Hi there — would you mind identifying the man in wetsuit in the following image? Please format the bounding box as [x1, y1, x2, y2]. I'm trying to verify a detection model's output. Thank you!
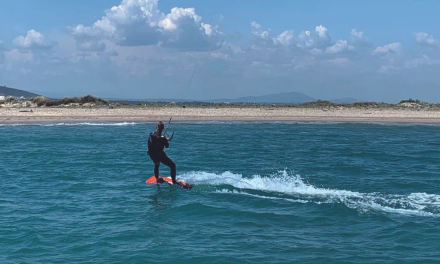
[147, 121, 177, 184]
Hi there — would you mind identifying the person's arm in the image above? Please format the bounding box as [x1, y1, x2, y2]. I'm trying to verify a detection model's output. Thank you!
[164, 137, 170, 148]
[147, 133, 151, 155]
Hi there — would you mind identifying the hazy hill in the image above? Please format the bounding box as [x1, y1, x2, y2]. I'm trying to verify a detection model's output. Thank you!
[0, 86, 40, 98]
[209, 92, 316, 104]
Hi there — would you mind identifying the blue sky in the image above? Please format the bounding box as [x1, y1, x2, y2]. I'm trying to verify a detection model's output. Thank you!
[1, 0, 440, 101]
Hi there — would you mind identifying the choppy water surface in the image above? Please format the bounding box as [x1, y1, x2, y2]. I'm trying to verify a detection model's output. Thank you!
[1, 122, 440, 263]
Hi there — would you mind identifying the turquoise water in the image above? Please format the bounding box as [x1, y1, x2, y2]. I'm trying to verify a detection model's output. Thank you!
[1, 122, 440, 263]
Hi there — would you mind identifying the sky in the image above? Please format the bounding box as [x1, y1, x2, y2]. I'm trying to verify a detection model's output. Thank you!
[0, 0, 440, 102]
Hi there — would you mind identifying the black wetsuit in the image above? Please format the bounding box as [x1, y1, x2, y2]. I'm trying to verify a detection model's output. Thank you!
[148, 132, 176, 183]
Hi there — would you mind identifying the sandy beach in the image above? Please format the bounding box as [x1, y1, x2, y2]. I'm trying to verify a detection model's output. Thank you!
[1, 107, 440, 124]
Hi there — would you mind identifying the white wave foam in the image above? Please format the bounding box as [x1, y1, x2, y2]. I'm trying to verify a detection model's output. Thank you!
[179, 170, 440, 217]
[0, 122, 140, 127]
[51, 122, 139, 126]
[215, 189, 311, 204]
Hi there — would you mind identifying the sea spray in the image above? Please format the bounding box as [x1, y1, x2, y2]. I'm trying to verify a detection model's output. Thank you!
[180, 170, 440, 217]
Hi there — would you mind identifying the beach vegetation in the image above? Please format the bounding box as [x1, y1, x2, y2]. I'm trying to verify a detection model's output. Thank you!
[32, 96, 50, 106]
[6, 97, 16, 103]
[399, 99, 421, 104]
[80, 95, 109, 105]
[31, 95, 109, 107]
[302, 100, 334, 108]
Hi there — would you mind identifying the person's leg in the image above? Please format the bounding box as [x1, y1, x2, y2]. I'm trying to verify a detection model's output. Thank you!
[154, 162, 160, 179]
[160, 154, 177, 184]
[150, 156, 160, 180]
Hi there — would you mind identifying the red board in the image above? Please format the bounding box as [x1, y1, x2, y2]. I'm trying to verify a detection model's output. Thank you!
[146, 176, 193, 190]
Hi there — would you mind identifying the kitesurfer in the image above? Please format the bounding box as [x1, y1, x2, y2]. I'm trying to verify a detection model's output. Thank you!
[147, 121, 176, 184]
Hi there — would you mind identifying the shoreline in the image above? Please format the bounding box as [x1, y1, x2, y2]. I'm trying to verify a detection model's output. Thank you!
[1, 107, 440, 124]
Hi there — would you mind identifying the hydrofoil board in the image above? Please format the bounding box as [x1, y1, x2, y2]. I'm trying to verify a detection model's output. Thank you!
[146, 176, 193, 190]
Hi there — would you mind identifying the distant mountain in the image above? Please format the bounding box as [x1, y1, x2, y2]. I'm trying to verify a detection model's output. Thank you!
[0, 86, 40, 98]
[209, 92, 315, 104]
[330, 97, 360, 104]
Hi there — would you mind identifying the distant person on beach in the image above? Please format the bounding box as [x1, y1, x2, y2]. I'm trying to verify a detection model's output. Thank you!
[147, 121, 176, 184]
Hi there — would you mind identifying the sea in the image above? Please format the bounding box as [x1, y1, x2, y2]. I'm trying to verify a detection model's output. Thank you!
[1, 121, 440, 263]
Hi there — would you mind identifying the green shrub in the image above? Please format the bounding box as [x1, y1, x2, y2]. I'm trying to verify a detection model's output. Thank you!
[80, 94, 109, 105]
[45, 100, 63, 107]
[6, 97, 16, 103]
[399, 99, 420, 104]
[352, 102, 377, 107]
[32, 96, 49, 106]
[61, 97, 80, 104]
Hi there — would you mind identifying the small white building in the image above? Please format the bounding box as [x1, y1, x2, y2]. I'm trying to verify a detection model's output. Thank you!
[0, 96, 5, 101]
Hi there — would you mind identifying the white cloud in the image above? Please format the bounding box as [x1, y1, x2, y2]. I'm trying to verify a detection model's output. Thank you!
[404, 55, 440, 68]
[274, 30, 295, 46]
[297, 25, 330, 49]
[13, 30, 55, 50]
[6, 11, 440, 101]
[6, 49, 34, 62]
[350, 29, 364, 41]
[325, 39, 354, 54]
[297, 30, 314, 48]
[251, 21, 271, 40]
[158, 7, 222, 50]
[310, 48, 323, 56]
[373, 42, 402, 55]
[315, 25, 330, 40]
[69, 0, 221, 51]
[414, 32, 438, 46]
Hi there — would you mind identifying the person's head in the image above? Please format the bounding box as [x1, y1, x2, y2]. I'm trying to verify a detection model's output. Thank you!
[156, 121, 164, 133]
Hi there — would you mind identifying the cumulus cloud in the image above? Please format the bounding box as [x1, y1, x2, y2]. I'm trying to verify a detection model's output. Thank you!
[350, 29, 365, 41]
[325, 39, 354, 54]
[13, 30, 55, 50]
[373, 42, 402, 55]
[297, 25, 331, 49]
[414, 32, 438, 46]
[315, 25, 329, 40]
[251, 21, 271, 40]
[6, 9, 440, 101]
[274, 30, 295, 46]
[158, 7, 222, 50]
[68, 0, 222, 51]
[310, 48, 323, 56]
[404, 55, 440, 68]
[5, 49, 34, 63]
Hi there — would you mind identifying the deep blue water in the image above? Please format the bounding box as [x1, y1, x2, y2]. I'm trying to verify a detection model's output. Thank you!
[1, 122, 440, 263]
